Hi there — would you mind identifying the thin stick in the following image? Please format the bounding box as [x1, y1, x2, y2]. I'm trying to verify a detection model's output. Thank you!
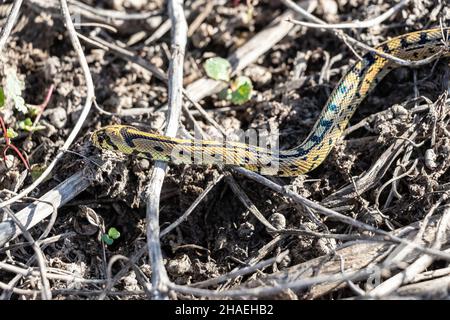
[187, 0, 214, 37]
[192, 250, 290, 288]
[68, 0, 161, 20]
[283, 0, 409, 29]
[73, 22, 118, 33]
[225, 174, 277, 232]
[160, 174, 225, 237]
[144, 0, 187, 300]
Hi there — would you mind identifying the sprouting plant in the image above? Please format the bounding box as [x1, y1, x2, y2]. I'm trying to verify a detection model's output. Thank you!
[101, 227, 121, 245]
[203, 57, 253, 105]
[0, 115, 30, 170]
[0, 67, 54, 170]
[18, 118, 45, 132]
[0, 82, 30, 170]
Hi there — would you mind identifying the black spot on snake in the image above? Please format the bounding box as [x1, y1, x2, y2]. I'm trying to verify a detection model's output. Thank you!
[418, 32, 429, 45]
[102, 132, 119, 151]
[364, 52, 376, 67]
[401, 38, 409, 48]
[144, 152, 153, 159]
[121, 128, 137, 148]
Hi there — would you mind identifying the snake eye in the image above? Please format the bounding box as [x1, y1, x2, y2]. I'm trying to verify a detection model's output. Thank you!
[92, 129, 110, 149]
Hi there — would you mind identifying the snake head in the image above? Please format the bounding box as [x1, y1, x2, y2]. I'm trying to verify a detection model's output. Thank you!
[91, 127, 107, 147]
[91, 125, 124, 152]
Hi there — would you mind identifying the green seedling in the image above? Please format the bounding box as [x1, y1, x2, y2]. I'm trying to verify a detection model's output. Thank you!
[102, 227, 121, 245]
[204, 57, 253, 105]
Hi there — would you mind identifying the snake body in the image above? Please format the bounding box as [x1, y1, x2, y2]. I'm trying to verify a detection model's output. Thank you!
[92, 28, 450, 176]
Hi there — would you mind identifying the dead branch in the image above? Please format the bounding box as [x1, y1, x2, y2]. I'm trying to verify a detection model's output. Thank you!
[144, 0, 187, 300]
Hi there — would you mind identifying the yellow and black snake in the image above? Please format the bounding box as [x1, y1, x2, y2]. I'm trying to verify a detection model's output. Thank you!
[92, 28, 450, 176]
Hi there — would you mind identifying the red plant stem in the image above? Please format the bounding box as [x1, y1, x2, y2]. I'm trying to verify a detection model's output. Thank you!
[32, 84, 54, 128]
[40, 84, 54, 110]
[0, 115, 30, 170]
[0, 115, 10, 145]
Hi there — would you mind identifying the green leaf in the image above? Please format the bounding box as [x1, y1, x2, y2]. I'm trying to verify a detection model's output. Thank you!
[18, 118, 44, 132]
[0, 87, 5, 108]
[204, 57, 231, 82]
[101, 234, 114, 245]
[6, 127, 18, 139]
[4, 68, 27, 113]
[108, 227, 121, 240]
[230, 76, 253, 105]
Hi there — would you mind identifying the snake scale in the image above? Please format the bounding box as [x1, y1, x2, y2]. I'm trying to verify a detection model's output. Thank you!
[92, 28, 450, 176]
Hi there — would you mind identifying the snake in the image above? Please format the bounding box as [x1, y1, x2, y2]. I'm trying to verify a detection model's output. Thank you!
[92, 28, 450, 177]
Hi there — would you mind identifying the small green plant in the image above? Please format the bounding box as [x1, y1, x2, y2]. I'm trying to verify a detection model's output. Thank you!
[0, 73, 31, 170]
[0, 68, 54, 170]
[101, 227, 121, 245]
[204, 57, 231, 82]
[18, 117, 45, 132]
[203, 57, 253, 105]
[6, 127, 17, 139]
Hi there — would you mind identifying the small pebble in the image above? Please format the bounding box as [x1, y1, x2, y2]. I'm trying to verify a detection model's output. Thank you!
[119, 96, 133, 109]
[269, 212, 286, 230]
[40, 120, 57, 137]
[238, 222, 255, 239]
[245, 64, 272, 86]
[425, 149, 437, 170]
[135, 158, 150, 171]
[135, 99, 149, 109]
[315, 237, 337, 255]
[45, 107, 67, 129]
[166, 254, 191, 276]
[277, 254, 291, 269]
